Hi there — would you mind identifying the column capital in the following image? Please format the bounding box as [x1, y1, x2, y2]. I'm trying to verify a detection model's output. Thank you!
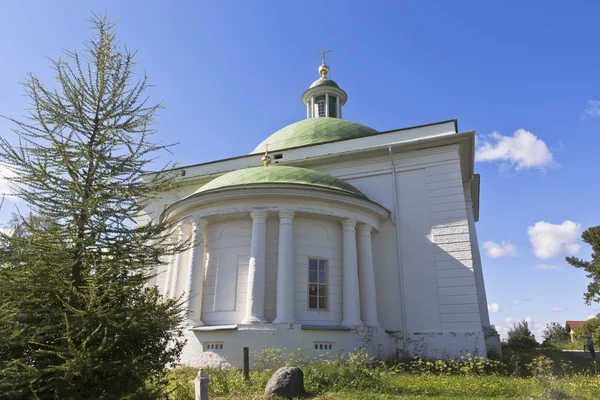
[174, 223, 185, 236]
[179, 220, 194, 234]
[250, 211, 268, 221]
[191, 217, 208, 231]
[357, 223, 373, 235]
[278, 210, 295, 220]
[341, 218, 357, 231]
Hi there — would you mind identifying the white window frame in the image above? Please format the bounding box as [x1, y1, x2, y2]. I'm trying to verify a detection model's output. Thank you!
[315, 100, 326, 117]
[308, 257, 328, 311]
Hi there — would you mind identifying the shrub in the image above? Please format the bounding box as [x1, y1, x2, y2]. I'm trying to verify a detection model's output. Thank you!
[507, 320, 539, 349]
[542, 322, 569, 346]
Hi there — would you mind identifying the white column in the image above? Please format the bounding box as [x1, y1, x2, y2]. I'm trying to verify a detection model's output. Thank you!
[310, 96, 315, 118]
[357, 224, 380, 327]
[162, 233, 176, 297]
[306, 103, 310, 119]
[273, 211, 295, 324]
[336, 96, 340, 118]
[169, 224, 185, 298]
[465, 193, 491, 327]
[341, 219, 362, 326]
[242, 211, 268, 324]
[325, 93, 330, 117]
[184, 218, 208, 327]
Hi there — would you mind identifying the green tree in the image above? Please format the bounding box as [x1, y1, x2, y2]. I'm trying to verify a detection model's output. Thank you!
[566, 226, 600, 304]
[542, 322, 569, 346]
[507, 320, 538, 349]
[0, 14, 187, 399]
[576, 316, 600, 344]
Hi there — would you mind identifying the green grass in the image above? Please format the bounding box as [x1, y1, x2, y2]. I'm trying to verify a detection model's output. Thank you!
[166, 349, 600, 399]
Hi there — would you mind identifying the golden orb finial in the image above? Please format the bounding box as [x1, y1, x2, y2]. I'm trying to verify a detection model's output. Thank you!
[316, 45, 332, 78]
[261, 146, 272, 167]
[318, 61, 330, 78]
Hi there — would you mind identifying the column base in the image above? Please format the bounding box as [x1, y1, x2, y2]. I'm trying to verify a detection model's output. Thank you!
[341, 320, 363, 327]
[241, 316, 267, 324]
[187, 320, 204, 328]
[272, 318, 296, 324]
[363, 321, 380, 328]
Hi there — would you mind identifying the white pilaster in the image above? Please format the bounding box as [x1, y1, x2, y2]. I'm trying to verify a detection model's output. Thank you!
[357, 224, 380, 327]
[306, 103, 310, 119]
[169, 224, 185, 298]
[242, 211, 268, 324]
[341, 219, 362, 326]
[184, 218, 208, 327]
[273, 211, 295, 324]
[465, 193, 490, 327]
[310, 96, 315, 118]
[336, 96, 340, 118]
[325, 93, 330, 117]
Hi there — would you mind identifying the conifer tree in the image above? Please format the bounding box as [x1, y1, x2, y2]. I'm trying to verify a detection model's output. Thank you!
[566, 226, 600, 304]
[0, 14, 187, 399]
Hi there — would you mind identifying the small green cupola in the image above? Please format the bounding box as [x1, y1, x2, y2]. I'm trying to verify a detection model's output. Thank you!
[301, 46, 348, 119]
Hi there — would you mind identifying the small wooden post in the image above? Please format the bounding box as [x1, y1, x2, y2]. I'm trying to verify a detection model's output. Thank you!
[243, 347, 250, 380]
[195, 368, 209, 400]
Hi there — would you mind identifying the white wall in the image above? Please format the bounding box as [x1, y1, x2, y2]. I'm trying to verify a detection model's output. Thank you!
[293, 217, 343, 325]
[320, 145, 484, 337]
[426, 161, 482, 332]
[396, 168, 442, 333]
[265, 219, 279, 322]
[201, 219, 252, 325]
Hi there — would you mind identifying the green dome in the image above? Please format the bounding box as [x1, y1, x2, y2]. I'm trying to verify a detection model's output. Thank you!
[194, 166, 365, 198]
[252, 118, 378, 154]
[309, 77, 340, 89]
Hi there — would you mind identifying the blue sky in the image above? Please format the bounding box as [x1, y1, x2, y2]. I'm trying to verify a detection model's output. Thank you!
[1, 1, 599, 340]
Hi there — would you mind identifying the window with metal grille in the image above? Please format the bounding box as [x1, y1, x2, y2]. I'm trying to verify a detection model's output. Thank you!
[316, 100, 326, 117]
[314, 342, 334, 351]
[204, 342, 224, 351]
[308, 258, 328, 310]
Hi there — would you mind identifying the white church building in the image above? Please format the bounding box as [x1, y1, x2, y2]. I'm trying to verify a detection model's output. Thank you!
[145, 55, 500, 367]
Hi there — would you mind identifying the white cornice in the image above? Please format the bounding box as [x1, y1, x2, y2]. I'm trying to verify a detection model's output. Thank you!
[163, 185, 391, 230]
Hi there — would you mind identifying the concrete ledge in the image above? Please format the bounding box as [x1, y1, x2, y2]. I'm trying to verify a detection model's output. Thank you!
[189, 325, 238, 332]
[301, 324, 352, 331]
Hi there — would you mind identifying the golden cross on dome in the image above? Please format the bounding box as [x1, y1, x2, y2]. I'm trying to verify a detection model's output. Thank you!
[317, 45, 332, 63]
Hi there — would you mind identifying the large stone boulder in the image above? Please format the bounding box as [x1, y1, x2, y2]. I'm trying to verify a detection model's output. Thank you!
[264, 367, 306, 399]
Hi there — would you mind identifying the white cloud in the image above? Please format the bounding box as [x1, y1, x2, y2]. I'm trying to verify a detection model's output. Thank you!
[584, 100, 600, 117]
[510, 300, 521, 306]
[483, 241, 517, 258]
[588, 315, 597, 320]
[475, 129, 556, 171]
[488, 303, 500, 313]
[528, 220, 581, 259]
[534, 263, 561, 270]
[550, 307, 566, 312]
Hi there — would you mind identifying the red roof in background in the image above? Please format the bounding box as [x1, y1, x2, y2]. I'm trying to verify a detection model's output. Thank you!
[565, 320, 585, 332]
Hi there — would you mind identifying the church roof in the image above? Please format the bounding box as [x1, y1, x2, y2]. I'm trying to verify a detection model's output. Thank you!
[194, 165, 366, 198]
[252, 118, 378, 154]
[309, 77, 340, 89]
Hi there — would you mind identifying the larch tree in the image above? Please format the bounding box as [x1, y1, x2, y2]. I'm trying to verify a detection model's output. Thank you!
[0, 14, 189, 399]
